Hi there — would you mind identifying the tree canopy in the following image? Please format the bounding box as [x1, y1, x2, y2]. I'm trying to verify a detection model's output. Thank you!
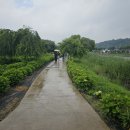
[59, 35, 95, 58]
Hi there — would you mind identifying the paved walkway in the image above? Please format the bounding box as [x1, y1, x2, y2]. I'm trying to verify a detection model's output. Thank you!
[0, 59, 110, 130]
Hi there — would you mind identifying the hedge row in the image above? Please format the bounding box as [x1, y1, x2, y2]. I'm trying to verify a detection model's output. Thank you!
[0, 62, 26, 76]
[67, 60, 130, 130]
[67, 60, 93, 92]
[0, 54, 53, 94]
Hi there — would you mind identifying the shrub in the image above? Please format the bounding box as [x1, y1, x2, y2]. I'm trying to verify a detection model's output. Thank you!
[0, 65, 7, 75]
[67, 60, 93, 92]
[101, 93, 130, 129]
[28, 61, 39, 70]
[3, 69, 24, 86]
[6, 62, 26, 69]
[26, 64, 36, 71]
[18, 67, 28, 77]
[22, 66, 33, 76]
[0, 76, 10, 93]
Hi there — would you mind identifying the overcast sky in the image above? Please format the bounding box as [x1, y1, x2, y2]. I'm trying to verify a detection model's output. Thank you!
[0, 0, 130, 43]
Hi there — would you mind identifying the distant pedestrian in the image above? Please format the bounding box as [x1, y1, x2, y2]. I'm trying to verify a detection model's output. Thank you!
[54, 51, 58, 62]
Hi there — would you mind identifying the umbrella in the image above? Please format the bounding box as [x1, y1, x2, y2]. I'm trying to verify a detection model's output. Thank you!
[54, 49, 60, 52]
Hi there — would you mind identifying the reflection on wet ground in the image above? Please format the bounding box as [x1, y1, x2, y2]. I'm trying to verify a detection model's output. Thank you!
[0, 59, 110, 130]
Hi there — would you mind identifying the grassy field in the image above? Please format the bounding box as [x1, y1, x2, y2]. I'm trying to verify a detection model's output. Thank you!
[67, 53, 130, 130]
[79, 53, 130, 89]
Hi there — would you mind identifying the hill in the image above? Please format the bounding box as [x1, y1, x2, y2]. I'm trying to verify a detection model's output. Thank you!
[96, 38, 130, 49]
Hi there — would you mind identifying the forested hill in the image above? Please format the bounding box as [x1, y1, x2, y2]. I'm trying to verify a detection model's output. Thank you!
[96, 38, 130, 49]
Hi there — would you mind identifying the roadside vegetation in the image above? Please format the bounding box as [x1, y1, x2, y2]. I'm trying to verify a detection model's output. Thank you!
[67, 60, 130, 130]
[60, 35, 130, 130]
[81, 53, 130, 89]
[0, 27, 54, 95]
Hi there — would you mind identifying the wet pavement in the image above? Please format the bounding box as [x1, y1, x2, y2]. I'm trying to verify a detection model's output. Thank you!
[0, 59, 110, 130]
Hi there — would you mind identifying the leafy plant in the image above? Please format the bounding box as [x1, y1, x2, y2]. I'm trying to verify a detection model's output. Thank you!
[101, 93, 130, 129]
[0, 76, 10, 93]
[3, 69, 24, 86]
[67, 60, 93, 92]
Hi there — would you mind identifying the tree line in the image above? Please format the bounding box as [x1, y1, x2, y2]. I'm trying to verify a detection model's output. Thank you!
[0, 27, 95, 64]
[0, 27, 56, 63]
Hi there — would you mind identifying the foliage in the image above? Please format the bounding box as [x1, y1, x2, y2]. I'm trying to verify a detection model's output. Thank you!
[41, 39, 56, 53]
[3, 69, 24, 86]
[81, 37, 95, 51]
[0, 54, 53, 94]
[59, 35, 95, 58]
[16, 28, 42, 60]
[80, 53, 130, 88]
[0, 76, 10, 93]
[0, 27, 56, 63]
[0, 65, 6, 75]
[67, 60, 93, 92]
[0, 29, 16, 57]
[101, 93, 130, 129]
[6, 62, 26, 69]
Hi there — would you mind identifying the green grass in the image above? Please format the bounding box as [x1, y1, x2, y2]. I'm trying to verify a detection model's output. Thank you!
[79, 53, 130, 89]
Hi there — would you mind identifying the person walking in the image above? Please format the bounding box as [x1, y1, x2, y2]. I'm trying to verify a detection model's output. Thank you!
[54, 51, 58, 62]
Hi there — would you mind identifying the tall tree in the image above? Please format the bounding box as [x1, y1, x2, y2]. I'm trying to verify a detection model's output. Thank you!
[81, 37, 95, 51]
[41, 40, 56, 53]
[0, 29, 16, 57]
[16, 28, 42, 60]
[59, 35, 86, 58]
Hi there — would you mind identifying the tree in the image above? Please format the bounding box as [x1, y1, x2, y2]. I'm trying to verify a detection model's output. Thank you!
[59, 35, 95, 58]
[42, 40, 56, 53]
[16, 28, 42, 60]
[0, 29, 16, 58]
[60, 35, 85, 57]
[81, 37, 95, 51]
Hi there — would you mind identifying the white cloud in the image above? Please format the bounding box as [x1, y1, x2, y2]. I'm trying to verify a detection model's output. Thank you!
[0, 0, 130, 43]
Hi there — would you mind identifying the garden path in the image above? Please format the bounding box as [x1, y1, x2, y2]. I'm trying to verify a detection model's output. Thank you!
[0, 59, 110, 130]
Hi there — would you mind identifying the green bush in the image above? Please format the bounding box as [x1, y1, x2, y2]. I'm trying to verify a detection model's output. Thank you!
[26, 64, 36, 71]
[22, 66, 33, 76]
[28, 61, 39, 70]
[6, 62, 26, 69]
[67, 60, 93, 92]
[0, 65, 7, 75]
[0, 76, 10, 93]
[3, 69, 24, 86]
[18, 67, 28, 77]
[101, 93, 130, 129]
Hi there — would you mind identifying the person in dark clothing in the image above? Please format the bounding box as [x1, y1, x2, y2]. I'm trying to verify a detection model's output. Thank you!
[54, 51, 58, 62]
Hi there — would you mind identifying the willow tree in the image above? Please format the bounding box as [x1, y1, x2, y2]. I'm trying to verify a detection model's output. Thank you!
[59, 35, 95, 58]
[0, 29, 17, 64]
[0, 29, 16, 57]
[59, 35, 86, 58]
[81, 37, 95, 51]
[16, 28, 42, 60]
